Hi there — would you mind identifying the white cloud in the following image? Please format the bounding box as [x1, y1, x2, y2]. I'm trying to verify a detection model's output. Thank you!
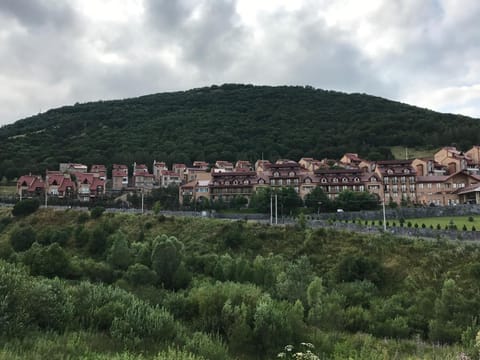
[0, 0, 479, 125]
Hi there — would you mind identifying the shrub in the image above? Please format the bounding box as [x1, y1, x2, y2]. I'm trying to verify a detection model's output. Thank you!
[421, 223, 426, 229]
[10, 225, 36, 252]
[437, 224, 441, 230]
[414, 223, 419, 228]
[90, 206, 105, 219]
[468, 216, 475, 222]
[125, 263, 157, 286]
[184, 331, 229, 360]
[12, 199, 40, 217]
[23, 242, 70, 278]
[463, 225, 468, 231]
[472, 226, 477, 231]
[407, 222, 412, 228]
[77, 212, 90, 223]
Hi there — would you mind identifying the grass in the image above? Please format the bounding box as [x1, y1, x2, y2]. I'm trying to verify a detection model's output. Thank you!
[404, 215, 480, 229]
[0, 186, 15, 196]
[390, 146, 436, 160]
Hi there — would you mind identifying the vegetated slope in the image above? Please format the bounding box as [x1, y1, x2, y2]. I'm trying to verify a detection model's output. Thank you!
[0, 208, 478, 359]
[1, 84, 479, 179]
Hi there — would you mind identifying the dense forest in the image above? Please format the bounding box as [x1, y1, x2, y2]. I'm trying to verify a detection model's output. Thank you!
[1, 206, 480, 359]
[1, 84, 480, 179]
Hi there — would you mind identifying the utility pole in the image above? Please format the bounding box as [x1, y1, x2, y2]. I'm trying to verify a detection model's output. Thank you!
[275, 194, 278, 225]
[141, 189, 144, 214]
[270, 194, 273, 225]
[382, 196, 387, 231]
[45, 189, 48, 208]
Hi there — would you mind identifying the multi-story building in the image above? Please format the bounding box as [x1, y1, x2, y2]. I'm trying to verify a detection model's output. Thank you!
[112, 164, 129, 191]
[416, 170, 480, 206]
[153, 161, 168, 182]
[375, 160, 416, 205]
[214, 161, 234, 172]
[133, 163, 154, 191]
[159, 170, 182, 188]
[209, 171, 258, 203]
[434, 147, 470, 174]
[411, 157, 447, 177]
[90, 165, 107, 180]
[314, 169, 369, 200]
[266, 160, 306, 194]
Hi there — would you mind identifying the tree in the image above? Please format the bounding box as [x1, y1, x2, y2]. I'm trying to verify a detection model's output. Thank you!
[10, 225, 36, 252]
[304, 187, 331, 213]
[107, 231, 133, 270]
[24, 242, 70, 278]
[151, 235, 185, 289]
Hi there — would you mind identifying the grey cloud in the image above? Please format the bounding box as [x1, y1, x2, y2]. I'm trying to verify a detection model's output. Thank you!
[145, 0, 248, 71]
[0, 0, 77, 30]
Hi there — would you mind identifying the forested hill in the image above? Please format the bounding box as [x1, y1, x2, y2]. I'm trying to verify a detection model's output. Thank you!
[1, 84, 479, 179]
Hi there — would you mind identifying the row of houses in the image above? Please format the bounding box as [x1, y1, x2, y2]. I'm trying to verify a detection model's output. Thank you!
[16, 146, 480, 206]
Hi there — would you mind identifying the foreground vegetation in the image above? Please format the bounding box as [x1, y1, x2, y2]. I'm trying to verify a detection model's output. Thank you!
[1, 207, 480, 359]
[1, 84, 480, 180]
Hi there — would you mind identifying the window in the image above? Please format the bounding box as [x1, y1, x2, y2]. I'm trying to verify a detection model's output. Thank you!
[342, 177, 348, 183]
[274, 172, 279, 177]
[305, 178, 311, 184]
[354, 177, 360, 182]
[321, 178, 327, 183]
[333, 178, 338, 183]
[289, 171, 295, 177]
[404, 169, 410, 174]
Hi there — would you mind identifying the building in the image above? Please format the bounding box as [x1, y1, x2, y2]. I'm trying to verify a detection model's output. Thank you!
[159, 170, 182, 188]
[45, 171, 76, 198]
[434, 147, 470, 174]
[416, 171, 480, 206]
[314, 169, 369, 200]
[17, 175, 44, 198]
[235, 160, 253, 171]
[133, 163, 154, 191]
[90, 165, 107, 180]
[59, 163, 88, 174]
[75, 173, 106, 202]
[153, 161, 168, 182]
[411, 157, 447, 177]
[267, 160, 306, 195]
[179, 179, 211, 205]
[209, 171, 258, 204]
[375, 160, 416, 205]
[112, 164, 129, 191]
[214, 161, 234, 172]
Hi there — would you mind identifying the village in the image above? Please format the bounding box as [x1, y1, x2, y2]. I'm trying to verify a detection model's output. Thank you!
[15, 145, 480, 207]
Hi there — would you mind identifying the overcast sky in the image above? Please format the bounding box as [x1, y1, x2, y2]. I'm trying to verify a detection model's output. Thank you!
[1, 0, 480, 125]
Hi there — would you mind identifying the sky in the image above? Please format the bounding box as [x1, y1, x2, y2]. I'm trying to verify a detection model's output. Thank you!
[1, 0, 480, 126]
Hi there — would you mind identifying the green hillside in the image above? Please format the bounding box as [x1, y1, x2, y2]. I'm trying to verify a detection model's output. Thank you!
[1, 84, 479, 179]
[1, 207, 480, 359]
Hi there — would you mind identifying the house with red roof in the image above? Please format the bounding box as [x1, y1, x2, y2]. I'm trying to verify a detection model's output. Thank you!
[160, 170, 182, 188]
[112, 164, 129, 191]
[45, 171, 76, 198]
[90, 165, 107, 180]
[16, 175, 45, 198]
[75, 172, 106, 201]
[133, 163, 154, 190]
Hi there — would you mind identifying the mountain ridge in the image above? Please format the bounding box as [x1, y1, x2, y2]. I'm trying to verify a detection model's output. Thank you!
[0, 84, 479, 179]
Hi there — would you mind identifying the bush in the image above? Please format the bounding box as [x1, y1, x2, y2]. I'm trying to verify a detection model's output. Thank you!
[184, 331, 230, 360]
[125, 263, 157, 286]
[421, 223, 426, 229]
[10, 225, 36, 252]
[468, 216, 474, 222]
[90, 206, 105, 219]
[12, 199, 40, 217]
[472, 226, 476, 231]
[23, 242, 70, 278]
